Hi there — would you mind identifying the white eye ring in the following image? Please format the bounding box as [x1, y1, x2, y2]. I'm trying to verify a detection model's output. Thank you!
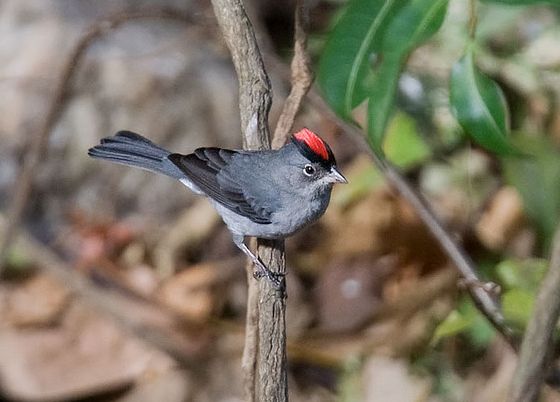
[303, 164, 315, 176]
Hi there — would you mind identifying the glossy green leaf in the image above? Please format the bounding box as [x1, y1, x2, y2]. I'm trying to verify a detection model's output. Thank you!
[381, 0, 449, 52]
[366, 57, 402, 152]
[450, 48, 521, 156]
[367, 0, 449, 152]
[318, 0, 404, 118]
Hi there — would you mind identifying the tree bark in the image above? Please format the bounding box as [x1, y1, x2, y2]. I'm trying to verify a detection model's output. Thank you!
[210, 1, 288, 401]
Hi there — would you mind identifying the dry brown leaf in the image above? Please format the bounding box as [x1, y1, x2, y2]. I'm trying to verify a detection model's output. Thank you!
[466, 342, 517, 402]
[0, 302, 174, 401]
[4, 273, 70, 327]
[122, 263, 159, 297]
[476, 187, 526, 252]
[116, 370, 192, 402]
[157, 263, 217, 324]
[153, 199, 221, 276]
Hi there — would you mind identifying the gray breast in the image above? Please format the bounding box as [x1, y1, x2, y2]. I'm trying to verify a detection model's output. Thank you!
[212, 185, 332, 240]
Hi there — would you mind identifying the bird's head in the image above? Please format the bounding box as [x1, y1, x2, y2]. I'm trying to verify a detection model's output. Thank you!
[287, 128, 347, 190]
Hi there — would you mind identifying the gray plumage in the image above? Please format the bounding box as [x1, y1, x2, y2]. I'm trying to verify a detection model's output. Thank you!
[88, 130, 346, 288]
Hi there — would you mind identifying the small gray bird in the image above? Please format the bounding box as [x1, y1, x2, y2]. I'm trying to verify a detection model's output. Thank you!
[88, 128, 347, 288]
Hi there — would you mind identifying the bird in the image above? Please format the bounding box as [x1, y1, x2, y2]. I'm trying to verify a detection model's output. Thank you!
[88, 128, 347, 288]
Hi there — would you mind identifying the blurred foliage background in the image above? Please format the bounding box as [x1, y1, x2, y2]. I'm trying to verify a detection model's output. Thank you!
[0, 0, 559, 401]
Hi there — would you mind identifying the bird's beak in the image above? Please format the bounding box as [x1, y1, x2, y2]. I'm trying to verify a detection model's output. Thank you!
[329, 166, 348, 184]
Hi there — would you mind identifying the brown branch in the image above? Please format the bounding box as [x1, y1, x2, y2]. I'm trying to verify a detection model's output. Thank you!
[0, 7, 192, 273]
[271, 0, 313, 148]
[242, 271, 260, 401]
[209, 1, 288, 401]
[509, 226, 560, 402]
[306, 89, 518, 350]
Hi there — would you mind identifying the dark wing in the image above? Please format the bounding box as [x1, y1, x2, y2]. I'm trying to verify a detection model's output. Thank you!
[168, 148, 273, 224]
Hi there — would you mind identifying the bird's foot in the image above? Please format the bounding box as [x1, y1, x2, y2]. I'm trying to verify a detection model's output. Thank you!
[253, 266, 285, 291]
[235, 238, 286, 291]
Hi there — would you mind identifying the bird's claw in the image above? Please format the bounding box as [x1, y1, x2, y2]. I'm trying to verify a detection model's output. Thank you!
[253, 267, 285, 291]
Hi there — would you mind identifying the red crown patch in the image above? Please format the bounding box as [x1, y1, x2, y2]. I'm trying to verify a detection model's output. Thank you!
[293, 128, 329, 161]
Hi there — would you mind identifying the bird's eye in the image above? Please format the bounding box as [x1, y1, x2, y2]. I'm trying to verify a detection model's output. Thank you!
[303, 164, 315, 176]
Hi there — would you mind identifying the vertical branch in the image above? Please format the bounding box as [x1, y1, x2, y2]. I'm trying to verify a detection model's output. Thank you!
[509, 226, 560, 402]
[242, 273, 259, 401]
[210, 1, 288, 401]
[256, 240, 288, 402]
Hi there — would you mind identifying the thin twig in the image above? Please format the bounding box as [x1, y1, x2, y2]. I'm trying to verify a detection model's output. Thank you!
[509, 226, 560, 402]
[209, 1, 288, 401]
[271, 0, 313, 148]
[306, 88, 518, 350]
[0, 7, 192, 273]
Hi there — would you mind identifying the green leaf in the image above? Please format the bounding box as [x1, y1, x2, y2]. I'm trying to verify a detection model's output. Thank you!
[383, 112, 431, 168]
[502, 288, 535, 328]
[431, 298, 496, 347]
[318, 0, 404, 119]
[1, 245, 35, 280]
[318, 0, 448, 152]
[495, 259, 548, 292]
[431, 310, 472, 345]
[450, 48, 521, 156]
[338, 357, 364, 402]
[367, 0, 449, 152]
[366, 57, 402, 152]
[460, 298, 495, 348]
[381, 0, 449, 52]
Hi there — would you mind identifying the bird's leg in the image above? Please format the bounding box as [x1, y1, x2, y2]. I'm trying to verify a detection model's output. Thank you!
[233, 236, 285, 290]
[238, 242, 285, 290]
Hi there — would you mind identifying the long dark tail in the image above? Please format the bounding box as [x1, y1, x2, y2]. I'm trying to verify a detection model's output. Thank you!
[88, 131, 184, 179]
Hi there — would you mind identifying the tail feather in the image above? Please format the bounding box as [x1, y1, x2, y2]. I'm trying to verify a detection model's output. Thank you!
[88, 131, 184, 179]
